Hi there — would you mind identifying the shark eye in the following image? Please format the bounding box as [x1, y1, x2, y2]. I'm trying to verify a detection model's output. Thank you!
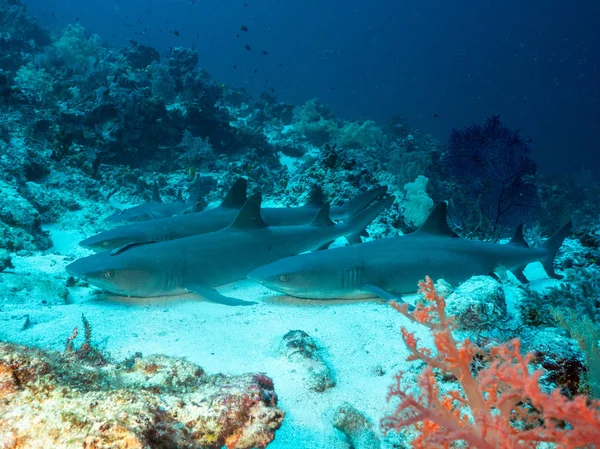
[279, 275, 289, 282]
[102, 241, 109, 247]
[104, 270, 114, 279]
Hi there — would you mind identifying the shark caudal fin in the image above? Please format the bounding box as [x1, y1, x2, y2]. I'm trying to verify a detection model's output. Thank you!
[344, 196, 395, 244]
[337, 186, 388, 220]
[541, 221, 573, 279]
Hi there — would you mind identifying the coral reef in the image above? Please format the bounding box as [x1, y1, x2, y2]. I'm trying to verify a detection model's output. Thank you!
[0, 342, 284, 449]
[381, 277, 600, 448]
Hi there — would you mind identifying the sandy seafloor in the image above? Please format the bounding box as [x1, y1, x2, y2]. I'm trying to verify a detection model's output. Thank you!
[0, 215, 560, 448]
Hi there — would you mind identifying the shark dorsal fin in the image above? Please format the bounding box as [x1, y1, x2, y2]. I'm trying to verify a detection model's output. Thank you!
[110, 240, 158, 256]
[230, 193, 266, 229]
[416, 202, 459, 238]
[311, 203, 334, 227]
[509, 225, 529, 247]
[152, 181, 162, 203]
[220, 178, 247, 209]
[304, 185, 324, 208]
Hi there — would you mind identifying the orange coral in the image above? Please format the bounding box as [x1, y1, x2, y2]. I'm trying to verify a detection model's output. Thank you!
[382, 276, 600, 449]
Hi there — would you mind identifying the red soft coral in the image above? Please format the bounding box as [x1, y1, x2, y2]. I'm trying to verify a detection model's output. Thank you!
[381, 276, 600, 449]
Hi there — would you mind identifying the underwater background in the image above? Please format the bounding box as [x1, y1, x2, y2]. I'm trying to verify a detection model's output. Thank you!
[24, 0, 600, 176]
[1, 0, 600, 448]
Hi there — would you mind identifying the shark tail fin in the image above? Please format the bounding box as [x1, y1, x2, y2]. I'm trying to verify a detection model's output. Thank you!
[541, 221, 573, 279]
[344, 196, 395, 244]
[337, 186, 388, 221]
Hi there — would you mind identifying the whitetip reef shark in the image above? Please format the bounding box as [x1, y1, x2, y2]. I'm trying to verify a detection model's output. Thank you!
[104, 180, 196, 224]
[247, 202, 572, 301]
[81, 178, 387, 252]
[66, 193, 394, 306]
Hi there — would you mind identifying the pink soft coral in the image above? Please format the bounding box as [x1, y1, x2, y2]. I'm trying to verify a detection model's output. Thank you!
[381, 276, 600, 449]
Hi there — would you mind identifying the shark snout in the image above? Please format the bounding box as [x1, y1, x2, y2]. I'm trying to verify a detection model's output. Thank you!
[65, 259, 86, 279]
[247, 267, 268, 284]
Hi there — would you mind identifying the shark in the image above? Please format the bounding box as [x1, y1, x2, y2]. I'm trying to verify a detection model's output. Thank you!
[247, 202, 572, 302]
[104, 175, 209, 224]
[66, 193, 394, 306]
[80, 178, 387, 252]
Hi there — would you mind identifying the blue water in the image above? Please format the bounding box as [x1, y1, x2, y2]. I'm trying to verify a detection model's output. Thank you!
[25, 0, 600, 177]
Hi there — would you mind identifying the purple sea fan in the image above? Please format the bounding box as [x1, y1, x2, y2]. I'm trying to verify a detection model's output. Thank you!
[444, 115, 539, 231]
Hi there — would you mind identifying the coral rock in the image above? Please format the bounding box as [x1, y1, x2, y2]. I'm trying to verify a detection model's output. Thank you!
[333, 402, 380, 449]
[280, 330, 335, 392]
[0, 342, 284, 449]
[445, 276, 506, 330]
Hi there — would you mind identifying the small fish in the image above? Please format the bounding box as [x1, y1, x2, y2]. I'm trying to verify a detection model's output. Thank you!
[235, 33, 240, 38]
[240, 25, 249, 32]
[262, 50, 268, 55]
[432, 113, 439, 118]
[253, 68, 257, 73]
[244, 44, 252, 51]
[172, 30, 180, 36]
[233, 65, 237, 69]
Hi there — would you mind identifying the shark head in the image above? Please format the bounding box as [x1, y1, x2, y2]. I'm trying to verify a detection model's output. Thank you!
[65, 248, 165, 297]
[248, 252, 351, 299]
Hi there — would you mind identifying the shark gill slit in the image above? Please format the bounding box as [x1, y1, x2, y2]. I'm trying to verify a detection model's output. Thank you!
[166, 266, 183, 291]
[342, 265, 363, 288]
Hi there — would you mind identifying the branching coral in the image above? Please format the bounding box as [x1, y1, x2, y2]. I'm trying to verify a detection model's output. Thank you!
[382, 276, 600, 448]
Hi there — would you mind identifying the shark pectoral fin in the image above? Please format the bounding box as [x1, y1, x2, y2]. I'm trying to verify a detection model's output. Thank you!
[184, 283, 257, 306]
[511, 266, 530, 283]
[488, 271, 501, 281]
[345, 235, 363, 245]
[315, 240, 334, 251]
[363, 284, 415, 311]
